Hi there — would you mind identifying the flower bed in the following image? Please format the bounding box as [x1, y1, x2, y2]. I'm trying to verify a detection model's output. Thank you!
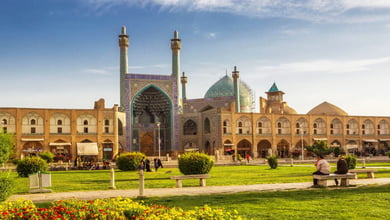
[0, 197, 242, 219]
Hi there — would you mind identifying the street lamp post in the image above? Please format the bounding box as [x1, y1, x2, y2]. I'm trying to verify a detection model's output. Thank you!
[300, 124, 304, 160]
[157, 122, 161, 159]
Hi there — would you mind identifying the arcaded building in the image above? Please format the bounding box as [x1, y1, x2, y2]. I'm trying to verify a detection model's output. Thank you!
[119, 26, 390, 158]
[0, 99, 124, 161]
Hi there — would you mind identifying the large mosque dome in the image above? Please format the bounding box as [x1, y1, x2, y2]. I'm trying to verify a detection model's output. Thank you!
[307, 101, 348, 116]
[204, 75, 253, 112]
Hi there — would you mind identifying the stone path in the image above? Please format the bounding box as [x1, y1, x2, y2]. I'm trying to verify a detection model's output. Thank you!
[9, 178, 390, 203]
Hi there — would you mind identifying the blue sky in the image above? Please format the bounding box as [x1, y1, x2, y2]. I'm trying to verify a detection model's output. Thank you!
[1, 0, 390, 116]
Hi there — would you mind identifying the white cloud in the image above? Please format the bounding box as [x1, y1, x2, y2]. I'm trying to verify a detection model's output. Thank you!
[83, 68, 112, 75]
[206, 32, 217, 39]
[83, 0, 390, 23]
[82, 66, 117, 75]
[253, 57, 390, 75]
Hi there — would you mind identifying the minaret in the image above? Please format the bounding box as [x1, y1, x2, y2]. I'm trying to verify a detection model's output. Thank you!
[171, 31, 182, 110]
[180, 72, 187, 101]
[232, 66, 240, 113]
[118, 26, 129, 111]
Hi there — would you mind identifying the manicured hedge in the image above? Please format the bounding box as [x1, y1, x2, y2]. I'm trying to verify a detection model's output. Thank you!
[116, 152, 145, 171]
[178, 152, 214, 175]
[16, 157, 48, 177]
[267, 155, 278, 169]
[345, 154, 357, 169]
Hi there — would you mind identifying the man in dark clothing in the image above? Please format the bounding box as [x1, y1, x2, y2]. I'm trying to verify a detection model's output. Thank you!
[334, 154, 348, 185]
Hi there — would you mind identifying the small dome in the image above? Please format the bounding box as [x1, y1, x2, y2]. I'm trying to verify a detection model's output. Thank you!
[307, 102, 348, 116]
[204, 75, 253, 112]
[284, 105, 297, 114]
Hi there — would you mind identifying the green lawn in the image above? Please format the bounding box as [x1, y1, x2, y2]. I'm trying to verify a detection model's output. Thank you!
[11, 163, 390, 194]
[11, 162, 390, 219]
[141, 184, 390, 220]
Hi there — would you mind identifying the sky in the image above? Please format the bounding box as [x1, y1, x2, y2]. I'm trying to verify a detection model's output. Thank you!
[1, 0, 390, 116]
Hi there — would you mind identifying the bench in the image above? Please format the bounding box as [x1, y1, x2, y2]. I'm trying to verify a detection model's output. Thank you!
[313, 173, 356, 187]
[348, 169, 377, 179]
[170, 174, 211, 188]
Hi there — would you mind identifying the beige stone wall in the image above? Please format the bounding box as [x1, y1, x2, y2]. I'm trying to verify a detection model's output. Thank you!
[0, 100, 121, 161]
[217, 109, 390, 158]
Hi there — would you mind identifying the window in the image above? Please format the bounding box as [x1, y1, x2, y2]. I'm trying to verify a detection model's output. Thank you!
[204, 118, 211, 134]
[31, 127, 36, 134]
[3, 127, 7, 133]
[183, 120, 197, 135]
[84, 127, 88, 133]
[277, 122, 282, 134]
[105, 119, 110, 126]
[83, 120, 88, 125]
[1, 119, 7, 125]
[57, 127, 62, 134]
[57, 120, 63, 125]
[31, 119, 36, 125]
[105, 127, 109, 133]
[223, 120, 231, 134]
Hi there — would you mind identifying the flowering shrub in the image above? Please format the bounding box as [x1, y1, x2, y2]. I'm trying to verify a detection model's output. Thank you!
[0, 197, 243, 219]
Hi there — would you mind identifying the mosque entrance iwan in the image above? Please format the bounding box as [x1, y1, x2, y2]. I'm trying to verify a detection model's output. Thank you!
[132, 86, 171, 156]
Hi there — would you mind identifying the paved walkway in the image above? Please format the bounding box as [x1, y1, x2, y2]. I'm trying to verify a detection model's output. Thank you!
[9, 178, 390, 203]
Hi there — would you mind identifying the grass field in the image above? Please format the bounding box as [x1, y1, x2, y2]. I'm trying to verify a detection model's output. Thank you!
[141, 184, 390, 220]
[11, 162, 390, 219]
[11, 163, 390, 194]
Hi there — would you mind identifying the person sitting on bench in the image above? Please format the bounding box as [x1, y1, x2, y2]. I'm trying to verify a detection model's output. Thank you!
[312, 155, 330, 186]
[334, 154, 348, 186]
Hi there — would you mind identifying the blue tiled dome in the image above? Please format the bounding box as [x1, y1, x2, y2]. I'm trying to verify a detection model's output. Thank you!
[204, 75, 253, 112]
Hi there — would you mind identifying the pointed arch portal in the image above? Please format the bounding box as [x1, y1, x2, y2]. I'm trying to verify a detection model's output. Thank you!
[131, 86, 172, 156]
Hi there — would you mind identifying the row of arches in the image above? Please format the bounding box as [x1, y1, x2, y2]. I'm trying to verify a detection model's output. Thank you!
[227, 117, 390, 135]
[182, 117, 390, 136]
[221, 138, 390, 158]
[21, 138, 115, 162]
[0, 112, 115, 134]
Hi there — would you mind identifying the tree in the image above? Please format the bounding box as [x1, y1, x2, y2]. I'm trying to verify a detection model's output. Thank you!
[305, 140, 333, 157]
[0, 131, 15, 165]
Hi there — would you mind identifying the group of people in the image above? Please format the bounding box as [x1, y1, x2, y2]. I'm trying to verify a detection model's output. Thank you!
[139, 158, 163, 172]
[312, 153, 348, 186]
